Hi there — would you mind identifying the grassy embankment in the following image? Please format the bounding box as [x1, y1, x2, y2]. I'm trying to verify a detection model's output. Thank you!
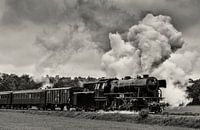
[13, 109, 200, 129]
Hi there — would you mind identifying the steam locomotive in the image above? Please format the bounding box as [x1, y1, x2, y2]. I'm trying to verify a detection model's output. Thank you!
[0, 75, 166, 113]
[78, 75, 166, 113]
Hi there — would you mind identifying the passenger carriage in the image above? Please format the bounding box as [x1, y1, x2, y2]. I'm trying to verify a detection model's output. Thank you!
[12, 89, 45, 109]
[0, 91, 12, 108]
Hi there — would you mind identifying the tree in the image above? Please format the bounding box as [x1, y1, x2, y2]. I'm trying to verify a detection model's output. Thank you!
[0, 73, 41, 91]
[187, 79, 200, 105]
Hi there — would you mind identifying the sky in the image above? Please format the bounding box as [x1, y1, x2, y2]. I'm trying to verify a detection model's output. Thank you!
[0, 0, 200, 78]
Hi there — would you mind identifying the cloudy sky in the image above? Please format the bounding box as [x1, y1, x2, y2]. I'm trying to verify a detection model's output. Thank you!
[0, 0, 200, 77]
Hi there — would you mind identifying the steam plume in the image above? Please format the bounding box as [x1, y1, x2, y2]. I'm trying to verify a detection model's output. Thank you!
[101, 14, 192, 106]
[33, 0, 137, 75]
[101, 14, 184, 77]
[35, 75, 53, 89]
[35, 23, 102, 74]
[152, 51, 200, 106]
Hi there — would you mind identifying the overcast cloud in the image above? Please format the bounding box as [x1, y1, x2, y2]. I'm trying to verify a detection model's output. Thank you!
[0, 0, 200, 77]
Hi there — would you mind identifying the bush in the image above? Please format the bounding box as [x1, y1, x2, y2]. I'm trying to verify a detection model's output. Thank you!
[139, 109, 149, 119]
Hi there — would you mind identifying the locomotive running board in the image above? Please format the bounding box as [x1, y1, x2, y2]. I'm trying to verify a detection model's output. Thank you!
[104, 92, 135, 95]
[115, 97, 164, 99]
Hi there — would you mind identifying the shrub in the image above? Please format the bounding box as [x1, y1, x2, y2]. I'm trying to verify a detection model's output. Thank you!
[139, 109, 149, 119]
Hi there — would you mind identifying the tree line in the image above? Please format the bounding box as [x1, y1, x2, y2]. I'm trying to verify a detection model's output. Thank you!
[0, 73, 97, 91]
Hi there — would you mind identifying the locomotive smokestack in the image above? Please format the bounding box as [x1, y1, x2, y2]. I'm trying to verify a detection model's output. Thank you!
[143, 74, 149, 78]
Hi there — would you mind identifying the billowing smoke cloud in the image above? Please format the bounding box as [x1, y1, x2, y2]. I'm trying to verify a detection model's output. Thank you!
[101, 14, 194, 106]
[1, 0, 200, 77]
[101, 14, 184, 77]
[34, 75, 53, 89]
[152, 51, 200, 106]
[35, 23, 101, 71]
[28, 0, 138, 75]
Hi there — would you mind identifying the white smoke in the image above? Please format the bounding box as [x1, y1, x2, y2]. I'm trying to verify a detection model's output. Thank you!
[102, 14, 184, 77]
[35, 22, 103, 75]
[34, 75, 53, 89]
[98, 110, 138, 115]
[40, 82, 53, 90]
[152, 51, 200, 106]
[32, 0, 138, 76]
[101, 14, 192, 107]
[101, 33, 141, 77]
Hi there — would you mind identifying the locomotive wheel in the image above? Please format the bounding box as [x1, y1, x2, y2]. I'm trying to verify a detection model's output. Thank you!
[149, 103, 162, 113]
[66, 104, 71, 111]
[42, 106, 47, 110]
[50, 105, 55, 110]
[60, 105, 64, 111]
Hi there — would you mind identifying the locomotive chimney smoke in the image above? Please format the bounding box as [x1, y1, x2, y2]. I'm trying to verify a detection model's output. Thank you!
[33, 0, 137, 76]
[34, 23, 104, 76]
[101, 14, 191, 107]
[101, 14, 184, 77]
[35, 23, 100, 69]
[35, 75, 53, 90]
[152, 51, 200, 107]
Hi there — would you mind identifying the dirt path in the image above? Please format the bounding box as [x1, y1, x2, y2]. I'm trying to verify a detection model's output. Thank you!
[0, 111, 197, 130]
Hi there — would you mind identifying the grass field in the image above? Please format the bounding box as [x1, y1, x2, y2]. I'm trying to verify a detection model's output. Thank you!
[1, 108, 199, 129]
[0, 106, 200, 129]
[0, 111, 196, 130]
[164, 105, 200, 115]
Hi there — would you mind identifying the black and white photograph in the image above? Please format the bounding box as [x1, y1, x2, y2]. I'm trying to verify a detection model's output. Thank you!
[0, 0, 200, 129]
